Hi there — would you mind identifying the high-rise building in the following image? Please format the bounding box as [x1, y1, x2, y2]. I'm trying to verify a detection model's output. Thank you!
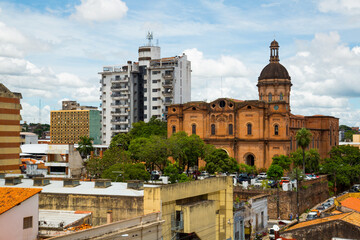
[0, 83, 22, 173]
[50, 109, 101, 144]
[99, 36, 191, 145]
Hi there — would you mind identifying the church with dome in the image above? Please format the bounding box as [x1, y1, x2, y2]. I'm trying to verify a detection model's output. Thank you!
[167, 40, 339, 169]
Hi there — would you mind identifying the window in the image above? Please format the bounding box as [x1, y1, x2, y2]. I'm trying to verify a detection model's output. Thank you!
[23, 216, 33, 229]
[152, 89, 158, 92]
[172, 126, 176, 134]
[152, 97, 158, 101]
[268, 93, 272, 102]
[192, 124, 196, 135]
[274, 125, 279, 135]
[152, 80, 158, 83]
[260, 94, 263, 100]
[229, 124, 233, 135]
[144, 88, 147, 92]
[152, 106, 158, 110]
[247, 123, 252, 135]
[144, 97, 147, 101]
[280, 93, 283, 100]
[144, 105, 147, 110]
[290, 137, 292, 150]
[211, 124, 215, 135]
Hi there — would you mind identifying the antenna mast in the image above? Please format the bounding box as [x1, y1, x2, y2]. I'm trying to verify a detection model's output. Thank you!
[146, 31, 153, 46]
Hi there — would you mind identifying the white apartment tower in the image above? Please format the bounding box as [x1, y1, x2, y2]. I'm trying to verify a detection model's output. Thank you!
[99, 36, 191, 145]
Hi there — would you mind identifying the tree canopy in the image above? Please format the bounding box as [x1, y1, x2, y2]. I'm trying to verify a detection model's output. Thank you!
[77, 136, 94, 158]
[101, 163, 150, 182]
[267, 164, 284, 181]
[204, 148, 239, 174]
[291, 148, 320, 173]
[129, 116, 167, 139]
[320, 145, 360, 191]
[295, 128, 312, 173]
[272, 155, 292, 171]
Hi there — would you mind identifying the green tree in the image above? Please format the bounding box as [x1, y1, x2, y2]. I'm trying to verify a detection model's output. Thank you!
[163, 163, 192, 184]
[344, 130, 356, 142]
[239, 163, 256, 174]
[110, 133, 132, 150]
[128, 137, 150, 162]
[129, 116, 167, 139]
[85, 147, 130, 178]
[306, 149, 320, 173]
[204, 148, 239, 174]
[101, 163, 150, 182]
[272, 155, 292, 171]
[267, 164, 284, 219]
[77, 136, 94, 158]
[295, 128, 312, 173]
[169, 131, 205, 172]
[320, 145, 360, 193]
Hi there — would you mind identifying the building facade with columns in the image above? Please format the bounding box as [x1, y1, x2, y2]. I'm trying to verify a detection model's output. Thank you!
[167, 40, 339, 169]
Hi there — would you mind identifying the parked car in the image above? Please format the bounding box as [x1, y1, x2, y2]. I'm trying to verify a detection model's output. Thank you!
[257, 172, 267, 179]
[280, 177, 290, 186]
[268, 180, 278, 188]
[151, 170, 161, 180]
[253, 179, 263, 187]
[349, 184, 360, 192]
[316, 205, 325, 211]
[322, 202, 332, 209]
[306, 212, 318, 221]
[238, 173, 251, 183]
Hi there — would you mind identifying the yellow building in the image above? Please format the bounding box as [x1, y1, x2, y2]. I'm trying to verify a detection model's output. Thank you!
[50, 110, 101, 144]
[0, 83, 22, 173]
[144, 176, 233, 240]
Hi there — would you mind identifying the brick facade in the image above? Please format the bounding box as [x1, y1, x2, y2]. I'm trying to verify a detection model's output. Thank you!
[167, 41, 339, 169]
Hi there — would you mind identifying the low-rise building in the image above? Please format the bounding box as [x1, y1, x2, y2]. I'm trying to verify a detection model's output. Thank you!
[20, 132, 38, 145]
[233, 194, 268, 240]
[0, 187, 42, 240]
[283, 211, 360, 240]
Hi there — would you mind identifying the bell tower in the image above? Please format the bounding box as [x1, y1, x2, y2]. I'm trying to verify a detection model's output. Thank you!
[257, 40, 292, 106]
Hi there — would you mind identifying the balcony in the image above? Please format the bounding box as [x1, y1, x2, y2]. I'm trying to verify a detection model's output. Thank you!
[162, 73, 174, 79]
[162, 90, 173, 97]
[111, 119, 129, 124]
[162, 81, 173, 87]
[164, 99, 173, 106]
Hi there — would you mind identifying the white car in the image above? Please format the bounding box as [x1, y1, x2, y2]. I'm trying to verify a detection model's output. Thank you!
[258, 172, 267, 179]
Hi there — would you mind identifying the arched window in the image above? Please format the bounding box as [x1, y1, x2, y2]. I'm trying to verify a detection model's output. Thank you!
[247, 123, 252, 135]
[211, 124, 215, 135]
[268, 93, 272, 102]
[192, 124, 196, 135]
[280, 93, 283, 100]
[260, 94, 263, 100]
[229, 124, 233, 135]
[274, 125, 279, 135]
[172, 125, 176, 134]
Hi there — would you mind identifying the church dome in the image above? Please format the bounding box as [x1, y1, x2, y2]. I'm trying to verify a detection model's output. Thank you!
[258, 40, 291, 80]
[258, 62, 290, 80]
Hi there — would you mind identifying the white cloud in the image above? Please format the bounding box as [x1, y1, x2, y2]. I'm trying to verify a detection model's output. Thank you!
[318, 0, 360, 15]
[184, 48, 255, 102]
[21, 102, 51, 124]
[72, 0, 128, 22]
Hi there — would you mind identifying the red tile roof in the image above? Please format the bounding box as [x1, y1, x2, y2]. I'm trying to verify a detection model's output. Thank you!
[285, 212, 360, 231]
[341, 197, 360, 212]
[0, 187, 42, 215]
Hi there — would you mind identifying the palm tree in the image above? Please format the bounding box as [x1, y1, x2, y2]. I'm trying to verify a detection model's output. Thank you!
[77, 136, 94, 159]
[295, 128, 312, 174]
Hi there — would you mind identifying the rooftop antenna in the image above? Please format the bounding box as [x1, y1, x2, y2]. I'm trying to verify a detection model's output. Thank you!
[146, 31, 153, 46]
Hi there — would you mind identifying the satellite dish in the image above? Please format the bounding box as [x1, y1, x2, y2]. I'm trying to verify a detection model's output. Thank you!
[273, 225, 280, 231]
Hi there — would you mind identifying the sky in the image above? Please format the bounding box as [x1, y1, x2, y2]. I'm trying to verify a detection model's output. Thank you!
[1, 0, 360, 126]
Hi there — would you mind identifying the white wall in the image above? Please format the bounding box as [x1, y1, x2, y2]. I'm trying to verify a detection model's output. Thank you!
[0, 194, 39, 240]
